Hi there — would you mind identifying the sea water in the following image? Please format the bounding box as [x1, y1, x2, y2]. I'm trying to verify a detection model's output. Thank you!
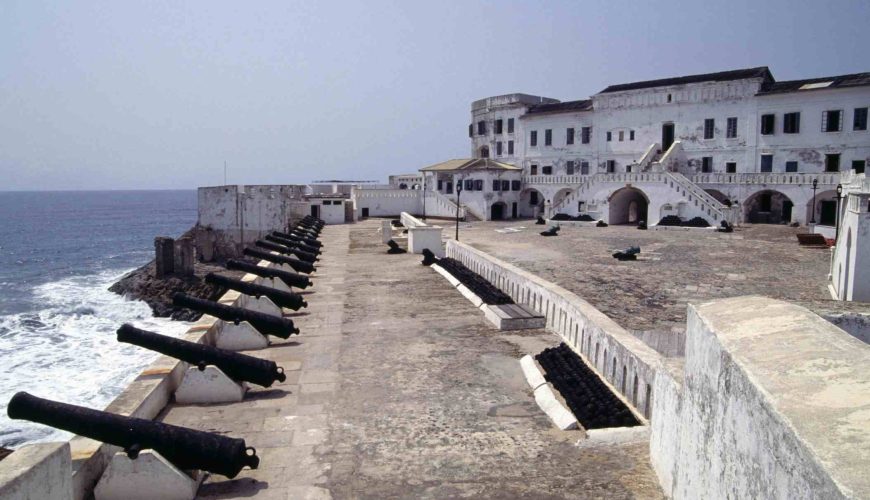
[0, 190, 196, 447]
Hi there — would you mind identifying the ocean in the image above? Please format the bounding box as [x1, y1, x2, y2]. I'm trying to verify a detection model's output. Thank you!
[0, 190, 197, 447]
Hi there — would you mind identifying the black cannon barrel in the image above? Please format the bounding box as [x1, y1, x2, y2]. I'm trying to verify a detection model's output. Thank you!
[273, 231, 322, 248]
[291, 227, 319, 239]
[255, 239, 318, 264]
[117, 324, 287, 387]
[225, 259, 310, 289]
[298, 217, 322, 228]
[265, 234, 320, 256]
[7, 392, 259, 478]
[205, 273, 307, 310]
[243, 247, 315, 274]
[172, 293, 299, 338]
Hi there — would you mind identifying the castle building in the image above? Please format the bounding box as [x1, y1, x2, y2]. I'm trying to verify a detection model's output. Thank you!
[464, 67, 869, 226]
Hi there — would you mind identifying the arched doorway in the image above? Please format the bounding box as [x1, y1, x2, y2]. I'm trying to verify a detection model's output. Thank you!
[608, 187, 649, 225]
[806, 190, 838, 226]
[552, 188, 574, 213]
[744, 190, 794, 224]
[491, 202, 507, 220]
[479, 146, 490, 158]
[519, 188, 544, 218]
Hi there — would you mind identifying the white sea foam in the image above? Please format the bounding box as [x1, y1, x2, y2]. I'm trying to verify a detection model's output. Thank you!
[0, 269, 191, 447]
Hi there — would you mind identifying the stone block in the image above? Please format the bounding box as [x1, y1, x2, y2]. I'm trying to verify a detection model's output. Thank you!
[94, 451, 202, 500]
[154, 237, 175, 278]
[211, 321, 269, 351]
[0, 442, 73, 500]
[174, 365, 247, 404]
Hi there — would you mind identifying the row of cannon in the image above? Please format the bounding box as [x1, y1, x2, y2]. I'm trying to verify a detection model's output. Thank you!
[7, 216, 325, 485]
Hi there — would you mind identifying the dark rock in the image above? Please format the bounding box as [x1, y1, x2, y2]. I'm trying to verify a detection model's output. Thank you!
[596, 220, 608, 227]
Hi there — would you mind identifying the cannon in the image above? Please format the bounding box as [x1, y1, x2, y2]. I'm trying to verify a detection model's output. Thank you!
[205, 273, 307, 310]
[254, 240, 317, 264]
[7, 392, 259, 478]
[291, 223, 319, 236]
[540, 225, 560, 237]
[421, 248, 437, 266]
[255, 240, 318, 264]
[225, 259, 311, 289]
[717, 220, 734, 233]
[265, 234, 320, 256]
[596, 220, 609, 227]
[612, 246, 641, 261]
[637, 220, 648, 230]
[242, 247, 315, 274]
[298, 218, 323, 230]
[172, 293, 299, 338]
[273, 230, 322, 248]
[117, 324, 286, 387]
[535, 216, 546, 225]
[386, 240, 406, 254]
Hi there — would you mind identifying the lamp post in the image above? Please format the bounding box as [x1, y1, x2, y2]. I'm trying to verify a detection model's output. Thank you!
[422, 175, 427, 221]
[835, 183, 843, 243]
[810, 178, 818, 224]
[455, 183, 463, 241]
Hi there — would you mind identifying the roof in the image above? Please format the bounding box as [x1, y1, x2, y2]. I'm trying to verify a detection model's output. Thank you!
[526, 99, 593, 115]
[757, 72, 870, 95]
[599, 66, 773, 94]
[419, 159, 521, 172]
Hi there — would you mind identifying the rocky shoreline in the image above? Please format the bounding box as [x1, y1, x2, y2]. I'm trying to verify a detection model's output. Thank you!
[109, 259, 243, 321]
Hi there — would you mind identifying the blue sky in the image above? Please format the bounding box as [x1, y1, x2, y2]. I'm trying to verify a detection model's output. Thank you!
[1, 0, 868, 190]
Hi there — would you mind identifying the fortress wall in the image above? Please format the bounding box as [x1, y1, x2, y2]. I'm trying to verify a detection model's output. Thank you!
[652, 296, 870, 499]
[446, 240, 664, 420]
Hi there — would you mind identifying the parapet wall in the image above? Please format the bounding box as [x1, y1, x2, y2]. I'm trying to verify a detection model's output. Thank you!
[652, 296, 870, 499]
[446, 240, 663, 419]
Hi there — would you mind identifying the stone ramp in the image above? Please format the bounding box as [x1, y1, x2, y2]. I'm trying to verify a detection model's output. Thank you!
[160, 220, 662, 499]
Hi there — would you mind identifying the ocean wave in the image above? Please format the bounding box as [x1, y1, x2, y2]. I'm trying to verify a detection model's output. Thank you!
[0, 268, 191, 447]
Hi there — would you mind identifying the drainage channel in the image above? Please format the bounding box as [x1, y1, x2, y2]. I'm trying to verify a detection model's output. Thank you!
[536, 344, 640, 430]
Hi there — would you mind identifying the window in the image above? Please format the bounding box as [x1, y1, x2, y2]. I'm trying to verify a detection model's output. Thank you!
[667, 93, 672, 103]
[492, 179, 500, 191]
[464, 179, 473, 191]
[783, 112, 800, 134]
[566, 128, 574, 145]
[578, 201, 585, 212]
[853, 160, 866, 174]
[566, 161, 575, 175]
[468, 124, 473, 137]
[822, 110, 842, 132]
[580, 161, 589, 175]
[606, 160, 616, 173]
[530, 130, 537, 147]
[704, 119, 715, 139]
[618, 131, 624, 142]
[496, 141, 502, 156]
[474, 179, 483, 191]
[542, 166, 553, 175]
[544, 129, 552, 146]
[855, 108, 868, 131]
[726, 117, 737, 138]
[629, 130, 635, 141]
[606, 131, 612, 142]
[761, 114, 775, 135]
[507, 118, 514, 133]
[437, 180, 443, 191]
[785, 161, 798, 172]
[495, 119, 503, 134]
[507, 140, 514, 155]
[701, 156, 713, 173]
[581, 127, 591, 144]
[511, 180, 521, 191]
[501, 180, 510, 191]
[446, 182, 453, 194]
[530, 164, 538, 175]
[760, 154, 773, 172]
[725, 162, 737, 173]
[530, 191, 539, 204]
[825, 153, 840, 172]
[477, 121, 486, 135]
[322, 200, 332, 205]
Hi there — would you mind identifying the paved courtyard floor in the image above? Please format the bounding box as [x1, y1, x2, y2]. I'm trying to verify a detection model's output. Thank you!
[454, 220, 868, 336]
[160, 220, 663, 499]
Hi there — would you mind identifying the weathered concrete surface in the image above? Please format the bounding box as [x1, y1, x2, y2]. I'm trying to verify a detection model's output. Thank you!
[159, 219, 663, 499]
[0, 442, 73, 500]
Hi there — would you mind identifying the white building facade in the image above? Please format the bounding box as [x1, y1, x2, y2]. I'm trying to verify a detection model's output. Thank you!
[470, 67, 870, 227]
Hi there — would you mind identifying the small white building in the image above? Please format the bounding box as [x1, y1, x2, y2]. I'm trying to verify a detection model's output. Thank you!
[830, 172, 870, 301]
[420, 158, 524, 220]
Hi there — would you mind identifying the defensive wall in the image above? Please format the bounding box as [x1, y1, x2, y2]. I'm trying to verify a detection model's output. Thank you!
[446, 239, 870, 499]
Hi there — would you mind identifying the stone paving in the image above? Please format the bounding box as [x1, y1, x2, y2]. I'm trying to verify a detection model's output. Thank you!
[159, 219, 663, 499]
[456, 220, 869, 335]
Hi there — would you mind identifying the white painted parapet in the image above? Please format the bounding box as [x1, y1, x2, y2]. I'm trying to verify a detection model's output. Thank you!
[651, 296, 870, 499]
[446, 240, 662, 420]
[0, 442, 73, 500]
[401, 212, 445, 257]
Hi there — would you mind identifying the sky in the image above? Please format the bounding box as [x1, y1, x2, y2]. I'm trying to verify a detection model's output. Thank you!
[1, 0, 869, 191]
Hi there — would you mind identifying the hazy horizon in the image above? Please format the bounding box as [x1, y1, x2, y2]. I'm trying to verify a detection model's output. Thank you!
[2, 0, 869, 191]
